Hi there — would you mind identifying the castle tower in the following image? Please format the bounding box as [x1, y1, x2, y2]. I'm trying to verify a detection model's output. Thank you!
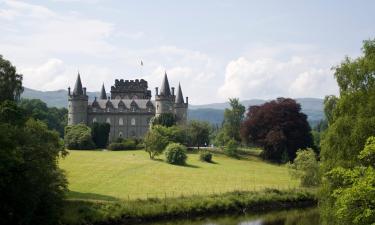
[174, 83, 188, 124]
[100, 83, 107, 100]
[68, 73, 88, 125]
[155, 72, 175, 117]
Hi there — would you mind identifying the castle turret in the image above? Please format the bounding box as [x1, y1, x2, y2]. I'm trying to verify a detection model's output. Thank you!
[155, 72, 175, 117]
[100, 83, 107, 100]
[174, 83, 188, 124]
[68, 73, 88, 125]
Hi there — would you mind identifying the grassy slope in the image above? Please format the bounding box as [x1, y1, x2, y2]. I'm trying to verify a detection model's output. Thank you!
[60, 149, 298, 201]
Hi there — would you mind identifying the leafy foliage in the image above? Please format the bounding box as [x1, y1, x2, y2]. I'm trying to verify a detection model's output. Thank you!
[107, 138, 137, 151]
[225, 139, 238, 158]
[199, 150, 213, 162]
[152, 113, 176, 127]
[241, 98, 313, 162]
[0, 101, 67, 225]
[288, 148, 320, 187]
[222, 98, 245, 142]
[64, 124, 95, 150]
[320, 39, 375, 225]
[19, 98, 68, 137]
[91, 122, 110, 148]
[165, 143, 188, 165]
[144, 128, 169, 159]
[0, 55, 23, 102]
[188, 120, 210, 149]
[152, 125, 187, 144]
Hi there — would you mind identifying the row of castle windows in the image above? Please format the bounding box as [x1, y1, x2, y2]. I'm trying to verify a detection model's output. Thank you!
[92, 117, 136, 126]
[92, 107, 152, 113]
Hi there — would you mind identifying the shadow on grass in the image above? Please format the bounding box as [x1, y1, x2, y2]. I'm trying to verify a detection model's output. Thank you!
[67, 191, 119, 202]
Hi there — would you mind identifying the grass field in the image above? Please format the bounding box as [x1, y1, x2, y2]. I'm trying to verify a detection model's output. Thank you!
[59, 149, 299, 201]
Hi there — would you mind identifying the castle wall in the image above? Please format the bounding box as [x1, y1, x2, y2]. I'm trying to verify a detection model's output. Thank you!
[68, 97, 88, 125]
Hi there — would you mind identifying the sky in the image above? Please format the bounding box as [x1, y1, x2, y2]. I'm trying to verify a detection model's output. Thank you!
[1, 0, 375, 104]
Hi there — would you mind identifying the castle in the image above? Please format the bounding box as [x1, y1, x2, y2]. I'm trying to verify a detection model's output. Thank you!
[67, 72, 188, 140]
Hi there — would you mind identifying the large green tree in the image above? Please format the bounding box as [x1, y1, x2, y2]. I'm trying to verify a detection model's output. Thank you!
[91, 122, 110, 148]
[188, 120, 210, 149]
[0, 55, 23, 102]
[320, 39, 375, 224]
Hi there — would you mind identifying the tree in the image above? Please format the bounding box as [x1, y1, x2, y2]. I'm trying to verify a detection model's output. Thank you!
[152, 125, 187, 144]
[320, 39, 375, 224]
[0, 103, 67, 225]
[241, 98, 313, 162]
[91, 122, 110, 148]
[288, 148, 320, 187]
[152, 113, 176, 127]
[324, 95, 338, 125]
[144, 128, 169, 159]
[19, 98, 68, 137]
[188, 120, 210, 149]
[165, 143, 188, 165]
[222, 98, 245, 142]
[64, 124, 95, 150]
[0, 55, 23, 103]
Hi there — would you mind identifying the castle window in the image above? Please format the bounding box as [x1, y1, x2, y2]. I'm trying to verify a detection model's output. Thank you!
[93, 118, 97, 123]
[148, 107, 151, 112]
[107, 108, 110, 112]
[119, 132, 123, 137]
[131, 118, 136, 126]
[119, 118, 123, 125]
[106, 118, 111, 124]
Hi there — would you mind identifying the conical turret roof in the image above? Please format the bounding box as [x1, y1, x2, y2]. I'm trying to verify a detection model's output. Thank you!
[100, 83, 107, 99]
[73, 73, 83, 95]
[159, 72, 171, 96]
[175, 83, 184, 104]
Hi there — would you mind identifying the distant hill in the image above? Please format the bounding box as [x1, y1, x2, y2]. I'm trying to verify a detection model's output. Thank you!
[21, 87, 325, 127]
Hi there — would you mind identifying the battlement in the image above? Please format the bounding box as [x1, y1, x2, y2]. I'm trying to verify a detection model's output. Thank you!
[110, 79, 151, 99]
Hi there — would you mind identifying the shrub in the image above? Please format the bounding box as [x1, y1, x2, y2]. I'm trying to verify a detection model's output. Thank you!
[144, 129, 169, 159]
[91, 122, 110, 148]
[107, 138, 137, 151]
[225, 139, 238, 157]
[64, 124, 95, 150]
[288, 148, 320, 187]
[165, 143, 187, 165]
[199, 151, 212, 162]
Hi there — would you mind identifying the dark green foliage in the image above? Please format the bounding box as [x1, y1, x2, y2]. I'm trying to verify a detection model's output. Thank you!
[64, 124, 95, 150]
[188, 120, 210, 149]
[107, 138, 137, 151]
[320, 39, 375, 225]
[152, 125, 188, 144]
[19, 98, 67, 137]
[225, 139, 238, 158]
[241, 98, 313, 162]
[0, 55, 23, 102]
[288, 148, 320, 187]
[165, 143, 188, 165]
[0, 105, 67, 225]
[152, 113, 176, 127]
[91, 122, 110, 148]
[144, 128, 169, 159]
[199, 151, 212, 162]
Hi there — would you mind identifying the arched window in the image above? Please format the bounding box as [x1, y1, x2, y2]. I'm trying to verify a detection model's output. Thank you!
[119, 132, 123, 137]
[131, 118, 136, 126]
[93, 117, 97, 123]
[119, 118, 123, 125]
[106, 118, 111, 124]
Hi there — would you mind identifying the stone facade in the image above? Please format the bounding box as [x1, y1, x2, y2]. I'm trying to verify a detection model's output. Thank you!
[68, 72, 188, 141]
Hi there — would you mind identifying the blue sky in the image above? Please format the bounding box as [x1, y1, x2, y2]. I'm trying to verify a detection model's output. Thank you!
[1, 0, 374, 104]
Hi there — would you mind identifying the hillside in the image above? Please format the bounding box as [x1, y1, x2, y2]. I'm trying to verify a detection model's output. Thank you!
[21, 87, 325, 126]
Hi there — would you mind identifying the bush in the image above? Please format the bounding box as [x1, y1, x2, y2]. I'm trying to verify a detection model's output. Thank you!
[225, 139, 238, 157]
[199, 151, 212, 162]
[288, 148, 320, 187]
[91, 122, 110, 148]
[144, 129, 169, 159]
[107, 138, 137, 150]
[165, 143, 187, 165]
[64, 124, 95, 150]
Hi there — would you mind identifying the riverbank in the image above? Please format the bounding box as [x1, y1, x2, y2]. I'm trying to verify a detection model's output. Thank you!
[62, 188, 317, 225]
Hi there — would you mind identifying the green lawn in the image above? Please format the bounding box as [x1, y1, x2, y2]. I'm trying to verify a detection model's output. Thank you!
[59, 149, 298, 201]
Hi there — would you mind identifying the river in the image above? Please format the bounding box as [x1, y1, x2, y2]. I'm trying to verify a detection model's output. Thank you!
[140, 207, 320, 225]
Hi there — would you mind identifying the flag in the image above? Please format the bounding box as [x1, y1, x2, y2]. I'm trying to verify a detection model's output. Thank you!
[141, 60, 143, 66]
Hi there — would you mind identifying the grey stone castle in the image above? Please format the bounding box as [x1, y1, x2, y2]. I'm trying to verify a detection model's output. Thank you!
[67, 72, 188, 140]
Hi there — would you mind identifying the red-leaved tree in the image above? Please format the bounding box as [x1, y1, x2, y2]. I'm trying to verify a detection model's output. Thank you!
[241, 98, 313, 162]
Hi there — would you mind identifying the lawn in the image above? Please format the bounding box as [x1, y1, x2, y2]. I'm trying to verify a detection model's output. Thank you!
[59, 149, 298, 201]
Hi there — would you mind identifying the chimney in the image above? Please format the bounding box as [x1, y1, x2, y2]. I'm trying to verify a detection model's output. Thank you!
[171, 87, 175, 96]
[68, 87, 71, 96]
[155, 87, 159, 96]
[83, 87, 86, 96]
[186, 96, 189, 104]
